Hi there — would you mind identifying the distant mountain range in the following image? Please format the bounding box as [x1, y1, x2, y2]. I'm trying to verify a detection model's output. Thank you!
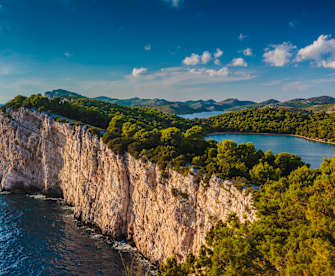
[44, 89, 335, 114]
[44, 89, 255, 114]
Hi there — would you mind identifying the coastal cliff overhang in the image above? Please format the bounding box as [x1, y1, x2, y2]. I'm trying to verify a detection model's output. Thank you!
[0, 108, 256, 263]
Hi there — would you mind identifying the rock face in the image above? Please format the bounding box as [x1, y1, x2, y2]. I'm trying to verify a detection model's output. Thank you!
[0, 109, 256, 263]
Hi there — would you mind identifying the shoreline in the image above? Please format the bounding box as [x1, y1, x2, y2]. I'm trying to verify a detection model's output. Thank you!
[0, 192, 156, 275]
[207, 131, 335, 146]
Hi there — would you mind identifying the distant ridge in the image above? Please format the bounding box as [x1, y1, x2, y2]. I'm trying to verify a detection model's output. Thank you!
[45, 89, 85, 99]
[43, 89, 335, 114]
[44, 89, 257, 114]
[282, 96, 335, 108]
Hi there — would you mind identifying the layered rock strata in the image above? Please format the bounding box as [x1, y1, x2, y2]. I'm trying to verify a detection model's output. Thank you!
[0, 109, 256, 262]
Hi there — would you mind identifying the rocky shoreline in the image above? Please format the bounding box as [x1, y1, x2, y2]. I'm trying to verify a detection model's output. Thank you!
[0, 108, 255, 263]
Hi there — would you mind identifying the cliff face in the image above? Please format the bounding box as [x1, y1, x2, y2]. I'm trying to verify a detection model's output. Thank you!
[0, 109, 256, 263]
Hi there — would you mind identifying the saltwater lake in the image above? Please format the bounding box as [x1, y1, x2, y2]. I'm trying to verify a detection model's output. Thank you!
[0, 193, 147, 276]
[179, 110, 227, 119]
[207, 133, 335, 169]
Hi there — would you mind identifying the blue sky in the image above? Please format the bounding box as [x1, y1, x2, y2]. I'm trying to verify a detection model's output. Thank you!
[0, 0, 335, 103]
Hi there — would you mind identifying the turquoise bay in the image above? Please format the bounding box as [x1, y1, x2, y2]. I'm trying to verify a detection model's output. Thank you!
[207, 133, 335, 169]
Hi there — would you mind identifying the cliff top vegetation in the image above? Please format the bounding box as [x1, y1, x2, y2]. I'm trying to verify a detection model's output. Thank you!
[2, 94, 309, 187]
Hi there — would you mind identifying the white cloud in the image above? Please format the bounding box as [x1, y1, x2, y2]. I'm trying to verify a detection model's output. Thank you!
[214, 48, 223, 58]
[144, 44, 151, 51]
[74, 66, 254, 101]
[162, 0, 184, 8]
[214, 59, 221, 65]
[183, 53, 200, 65]
[263, 42, 296, 67]
[64, 52, 72, 58]
[231, 57, 248, 67]
[132, 67, 147, 77]
[295, 35, 335, 69]
[206, 67, 229, 77]
[322, 60, 335, 69]
[243, 48, 252, 56]
[238, 33, 247, 41]
[201, 51, 212, 64]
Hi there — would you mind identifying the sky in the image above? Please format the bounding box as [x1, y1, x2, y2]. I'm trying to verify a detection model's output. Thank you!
[0, 0, 335, 103]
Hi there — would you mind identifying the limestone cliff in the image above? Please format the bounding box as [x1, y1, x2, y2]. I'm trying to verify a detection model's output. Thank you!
[0, 108, 256, 263]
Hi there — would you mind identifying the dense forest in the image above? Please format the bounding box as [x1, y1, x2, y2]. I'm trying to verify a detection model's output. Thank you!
[159, 156, 335, 275]
[2, 94, 335, 275]
[204, 107, 335, 142]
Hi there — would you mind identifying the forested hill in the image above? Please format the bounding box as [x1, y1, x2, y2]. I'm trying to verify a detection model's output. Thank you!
[215, 96, 335, 112]
[2, 94, 193, 131]
[203, 107, 335, 143]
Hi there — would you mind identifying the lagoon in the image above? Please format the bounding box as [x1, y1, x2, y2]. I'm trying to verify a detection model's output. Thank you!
[179, 110, 227, 119]
[207, 133, 335, 169]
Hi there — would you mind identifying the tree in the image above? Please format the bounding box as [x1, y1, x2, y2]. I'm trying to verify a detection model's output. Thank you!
[184, 126, 205, 140]
[249, 162, 278, 185]
[161, 127, 183, 147]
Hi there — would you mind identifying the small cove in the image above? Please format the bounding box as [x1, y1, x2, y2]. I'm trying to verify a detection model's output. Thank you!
[206, 133, 335, 169]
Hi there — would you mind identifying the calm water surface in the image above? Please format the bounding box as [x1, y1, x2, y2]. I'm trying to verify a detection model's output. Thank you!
[179, 110, 227, 119]
[207, 133, 335, 169]
[0, 193, 146, 276]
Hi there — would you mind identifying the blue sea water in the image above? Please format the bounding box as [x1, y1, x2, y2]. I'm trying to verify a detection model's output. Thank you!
[179, 110, 227, 119]
[0, 194, 145, 276]
[207, 133, 335, 169]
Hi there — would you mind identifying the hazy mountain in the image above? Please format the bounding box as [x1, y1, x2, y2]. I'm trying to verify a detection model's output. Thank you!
[45, 89, 85, 99]
[305, 103, 335, 114]
[259, 99, 280, 105]
[227, 96, 335, 111]
[281, 96, 335, 108]
[43, 89, 335, 114]
[44, 90, 256, 114]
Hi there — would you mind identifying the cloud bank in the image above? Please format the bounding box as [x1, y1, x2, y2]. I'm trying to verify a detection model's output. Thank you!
[231, 57, 248, 67]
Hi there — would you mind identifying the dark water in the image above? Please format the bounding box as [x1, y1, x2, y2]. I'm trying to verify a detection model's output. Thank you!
[0, 193, 146, 276]
[207, 133, 335, 169]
